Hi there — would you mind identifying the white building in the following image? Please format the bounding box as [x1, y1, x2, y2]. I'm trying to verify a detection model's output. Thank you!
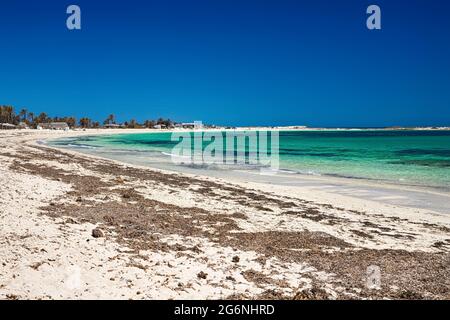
[0, 123, 16, 130]
[37, 122, 69, 130]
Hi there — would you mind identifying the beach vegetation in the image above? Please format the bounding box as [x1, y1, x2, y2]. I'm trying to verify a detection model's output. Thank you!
[1, 104, 211, 130]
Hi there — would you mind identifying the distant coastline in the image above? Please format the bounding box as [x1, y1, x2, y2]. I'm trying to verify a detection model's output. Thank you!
[225, 126, 450, 131]
[1, 102, 449, 132]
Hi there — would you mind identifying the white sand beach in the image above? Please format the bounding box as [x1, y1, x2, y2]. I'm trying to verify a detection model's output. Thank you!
[1, 129, 449, 300]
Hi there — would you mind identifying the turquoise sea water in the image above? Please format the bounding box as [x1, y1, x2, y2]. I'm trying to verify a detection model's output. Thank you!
[49, 130, 450, 190]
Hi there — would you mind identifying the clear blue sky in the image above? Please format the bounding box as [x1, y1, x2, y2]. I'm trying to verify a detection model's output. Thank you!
[1, 0, 449, 127]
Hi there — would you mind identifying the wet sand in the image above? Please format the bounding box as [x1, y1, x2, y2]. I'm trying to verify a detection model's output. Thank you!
[1, 129, 449, 299]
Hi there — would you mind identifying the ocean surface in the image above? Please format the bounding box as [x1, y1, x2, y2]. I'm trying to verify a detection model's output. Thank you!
[48, 130, 450, 190]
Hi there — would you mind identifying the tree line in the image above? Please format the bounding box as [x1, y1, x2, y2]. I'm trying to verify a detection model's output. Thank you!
[0, 105, 174, 129]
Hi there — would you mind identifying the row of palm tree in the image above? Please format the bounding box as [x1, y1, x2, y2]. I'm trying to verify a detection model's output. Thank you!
[1, 106, 50, 127]
[0, 106, 175, 129]
[118, 118, 174, 129]
[0, 105, 16, 124]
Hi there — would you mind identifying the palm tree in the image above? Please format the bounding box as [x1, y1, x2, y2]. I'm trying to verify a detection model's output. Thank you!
[104, 114, 115, 125]
[163, 118, 173, 128]
[127, 119, 139, 128]
[144, 119, 156, 128]
[0, 106, 5, 123]
[79, 117, 91, 128]
[5, 106, 15, 124]
[66, 117, 76, 128]
[37, 112, 49, 124]
[27, 112, 35, 125]
[19, 108, 27, 122]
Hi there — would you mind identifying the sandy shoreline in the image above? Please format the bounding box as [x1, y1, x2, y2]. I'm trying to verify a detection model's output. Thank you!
[1, 129, 449, 299]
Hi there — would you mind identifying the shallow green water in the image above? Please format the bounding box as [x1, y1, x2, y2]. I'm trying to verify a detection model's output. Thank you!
[49, 130, 450, 189]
